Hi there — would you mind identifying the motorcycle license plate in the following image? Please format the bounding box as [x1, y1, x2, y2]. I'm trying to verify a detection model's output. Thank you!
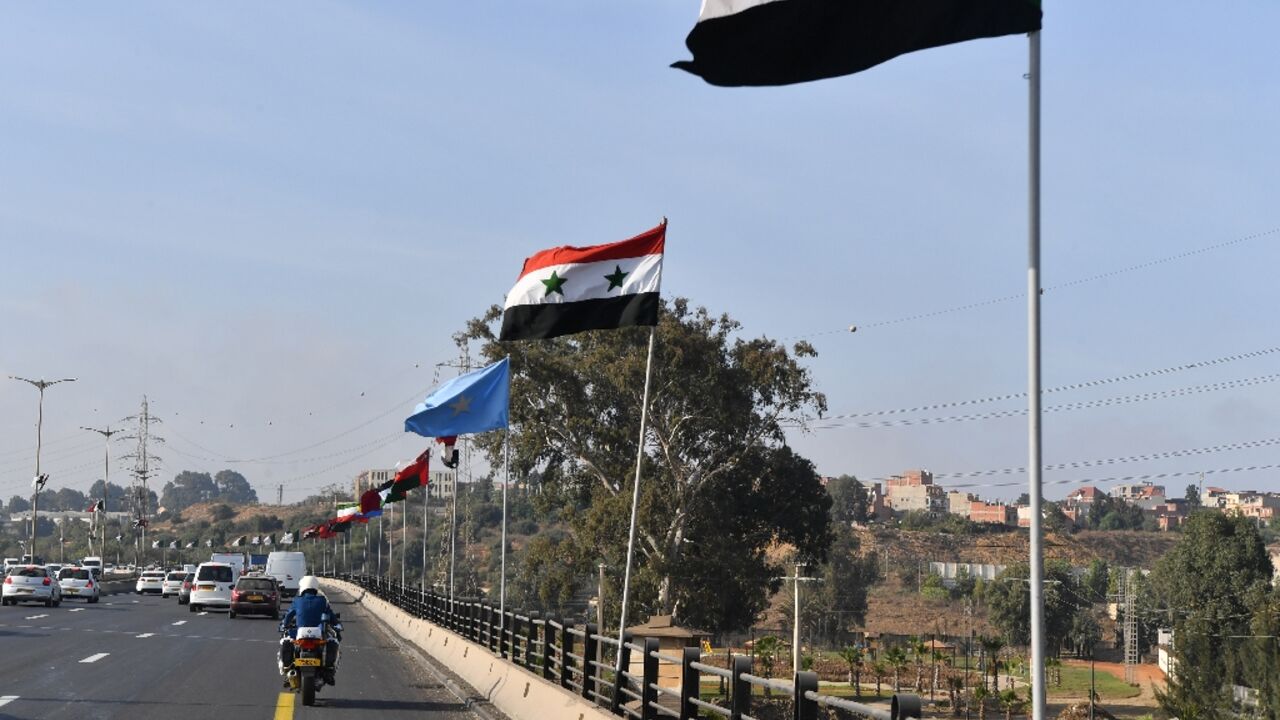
[294, 658, 322, 667]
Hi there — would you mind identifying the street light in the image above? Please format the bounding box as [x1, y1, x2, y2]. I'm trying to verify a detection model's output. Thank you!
[9, 376, 77, 560]
[81, 425, 122, 561]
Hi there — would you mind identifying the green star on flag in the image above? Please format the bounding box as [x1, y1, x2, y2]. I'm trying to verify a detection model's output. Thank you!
[541, 271, 567, 296]
[604, 265, 629, 291]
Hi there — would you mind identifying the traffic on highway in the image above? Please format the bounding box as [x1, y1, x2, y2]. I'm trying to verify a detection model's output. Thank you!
[0, 552, 483, 719]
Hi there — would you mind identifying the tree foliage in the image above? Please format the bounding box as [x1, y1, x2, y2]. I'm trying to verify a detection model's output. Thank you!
[160, 469, 258, 512]
[458, 298, 832, 632]
[986, 561, 1082, 654]
[1152, 511, 1273, 719]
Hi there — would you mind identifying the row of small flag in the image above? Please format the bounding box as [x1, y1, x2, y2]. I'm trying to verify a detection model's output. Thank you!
[299, 436, 454, 542]
[146, 532, 298, 549]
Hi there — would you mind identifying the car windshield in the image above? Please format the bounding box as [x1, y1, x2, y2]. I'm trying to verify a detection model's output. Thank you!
[197, 566, 234, 583]
[237, 578, 275, 591]
[166, 572, 186, 581]
[59, 569, 91, 580]
[15, 567, 45, 578]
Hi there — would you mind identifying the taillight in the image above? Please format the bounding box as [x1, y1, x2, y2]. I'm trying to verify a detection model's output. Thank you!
[86, 580, 94, 588]
[231, 590, 240, 599]
[43, 577, 51, 586]
[3, 577, 10, 585]
[295, 638, 323, 650]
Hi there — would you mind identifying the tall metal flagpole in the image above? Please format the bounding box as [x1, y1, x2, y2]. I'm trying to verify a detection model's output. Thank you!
[1027, 29, 1046, 720]
[422, 474, 429, 603]
[449, 463, 457, 600]
[615, 326, 657, 677]
[402, 492, 408, 586]
[500, 430, 510, 623]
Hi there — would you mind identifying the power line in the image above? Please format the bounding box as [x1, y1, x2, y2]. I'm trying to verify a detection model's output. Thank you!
[816, 343, 1280, 423]
[803, 371, 1280, 430]
[783, 225, 1280, 341]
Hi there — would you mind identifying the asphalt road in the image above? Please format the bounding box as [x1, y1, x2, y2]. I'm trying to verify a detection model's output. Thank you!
[0, 584, 484, 720]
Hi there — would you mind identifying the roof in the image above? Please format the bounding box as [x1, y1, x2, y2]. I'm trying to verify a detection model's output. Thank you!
[626, 614, 710, 639]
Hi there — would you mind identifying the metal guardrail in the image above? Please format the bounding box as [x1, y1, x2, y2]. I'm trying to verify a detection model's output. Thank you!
[325, 572, 920, 720]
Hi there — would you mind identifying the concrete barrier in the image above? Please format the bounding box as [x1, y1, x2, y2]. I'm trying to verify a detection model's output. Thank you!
[325, 578, 616, 720]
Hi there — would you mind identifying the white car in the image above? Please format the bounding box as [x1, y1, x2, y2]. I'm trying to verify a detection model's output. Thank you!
[58, 566, 100, 603]
[136, 570, 166, 594]
[161, 571, 186, 598]
[2, 565, 63, 607]
[189, 562, 235, 613]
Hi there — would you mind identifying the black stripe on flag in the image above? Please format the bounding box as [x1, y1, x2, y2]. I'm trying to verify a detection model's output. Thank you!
[500, 293, 660, 341]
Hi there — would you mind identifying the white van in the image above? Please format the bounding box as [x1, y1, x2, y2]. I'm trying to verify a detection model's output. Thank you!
[189, 562, 235, 613]
[265, 552, 306, 597]
[209, 553, 246, 579]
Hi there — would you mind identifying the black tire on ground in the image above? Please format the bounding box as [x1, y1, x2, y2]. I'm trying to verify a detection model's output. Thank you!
[272, 610, 280, 620]
[45, 598, 53, 608]
[229, 610, 236, 619]
[189, 603, 198, 613]
[53, 597, 61, 607]
[301, 675, 316, 706]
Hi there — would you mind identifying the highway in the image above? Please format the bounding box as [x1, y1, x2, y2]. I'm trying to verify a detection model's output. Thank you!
[0, 584, 487, 720]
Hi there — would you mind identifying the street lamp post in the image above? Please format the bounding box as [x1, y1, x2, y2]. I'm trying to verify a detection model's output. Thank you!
[81, 425, 122, 561]
[10, 376, 77, 560]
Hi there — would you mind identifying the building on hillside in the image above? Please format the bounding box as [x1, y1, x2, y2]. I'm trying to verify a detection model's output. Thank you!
[1203, 486, 1229, 508]
[968, 500, 1014, 526]
[1061, 486, 1099, 526]
[1227, 492, 1280, 524]
[1110, 481, 1166, 505]
[1148, 499, 1190, 531]
[947, 491, 976, 518]
[354, 468, 395, 497]
[885, 469, 945, 515]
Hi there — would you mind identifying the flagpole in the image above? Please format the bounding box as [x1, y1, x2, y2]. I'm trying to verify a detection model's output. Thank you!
[422, 473, 429, 604]
[1027, 29, 1046, 720]
[500, 429, 509, 619]
[449, 463, 457, 601]
[402, 492, 408, 586]
[615, 325, 657, 679]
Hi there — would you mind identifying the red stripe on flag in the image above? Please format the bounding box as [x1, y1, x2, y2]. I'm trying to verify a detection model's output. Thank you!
[517, 221, 666, 279]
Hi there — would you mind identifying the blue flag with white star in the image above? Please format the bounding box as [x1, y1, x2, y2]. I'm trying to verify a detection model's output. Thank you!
[404, 357, 510, 437]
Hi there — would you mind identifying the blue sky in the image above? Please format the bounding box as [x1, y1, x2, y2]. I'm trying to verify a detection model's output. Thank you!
[2, 2, 1278, 504]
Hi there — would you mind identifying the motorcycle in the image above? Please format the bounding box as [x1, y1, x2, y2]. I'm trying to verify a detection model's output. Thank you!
[281, 614, 342, 706]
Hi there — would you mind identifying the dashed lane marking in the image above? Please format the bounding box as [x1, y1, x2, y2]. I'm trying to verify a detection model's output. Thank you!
[198, 612, 208, 616]
[273, 692, 295, 720]
[24, 614, 48, 620]
[68, 608, 85, 612]
[136, 633, 155, 638]
[79, 653, 109, 663]
[0, 696, 17, 708]
[172, 620, 187, 626]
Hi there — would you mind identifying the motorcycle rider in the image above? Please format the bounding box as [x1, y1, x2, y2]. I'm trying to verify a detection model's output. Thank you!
[278, 576, 341, 686]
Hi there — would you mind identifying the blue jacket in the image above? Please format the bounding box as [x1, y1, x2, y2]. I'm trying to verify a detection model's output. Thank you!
[279, 592, 334, 637]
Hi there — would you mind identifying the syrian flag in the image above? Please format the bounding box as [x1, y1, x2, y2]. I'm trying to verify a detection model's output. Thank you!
[673, 0, 1042, 87]
[500, 222, 665, 341]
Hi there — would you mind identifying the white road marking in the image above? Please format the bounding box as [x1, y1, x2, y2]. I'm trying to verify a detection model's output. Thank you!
[68, 608, 85, 613]
[136, 633, 155, 638]
[105, 602, 114, 606]
[199, 611, 208, 616]
[25, 614, 48, 620]
[0, 696, 18, 708]
[131, 600, 139, 604]
[172, 620, 187, 626]
[79, 653, 109, 663]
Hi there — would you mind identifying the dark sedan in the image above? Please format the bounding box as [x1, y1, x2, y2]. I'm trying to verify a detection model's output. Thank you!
[229, 575, 279, 619]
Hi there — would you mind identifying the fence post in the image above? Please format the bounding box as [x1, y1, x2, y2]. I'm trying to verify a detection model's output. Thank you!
[680, 646, 700, 720]
[542, 618, 556, 681]
[560, 621, 574, 691]
[583, 623, 599, 703]
[525, 612, 540, 670]
[730, 655, 751, 720]
[612, 630, 634, 714]
[642, 637, 660, 720]
[793, 671, 818, 720]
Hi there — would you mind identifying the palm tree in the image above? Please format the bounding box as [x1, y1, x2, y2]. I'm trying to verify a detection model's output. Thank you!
[910, 636, 928, 691]
[972, 686, 990, 720]
[979, 636, 1005, 692]
[931, 648, 950, 696]
[998, 689, 1024, 720]
[1044, 656, 1062, 687]
[871, 660, 889, 698]
[946, 673, 965, 716]
[754, 636, 783, 697]
[838, 646, 865, 697]
[885, 646, 909, 692]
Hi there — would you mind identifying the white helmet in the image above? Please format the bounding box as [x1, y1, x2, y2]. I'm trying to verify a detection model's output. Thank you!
[298, 576, 321, 594]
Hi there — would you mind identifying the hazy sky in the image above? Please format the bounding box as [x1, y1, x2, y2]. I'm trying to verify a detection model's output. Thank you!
[2, 2, 1278, 505]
